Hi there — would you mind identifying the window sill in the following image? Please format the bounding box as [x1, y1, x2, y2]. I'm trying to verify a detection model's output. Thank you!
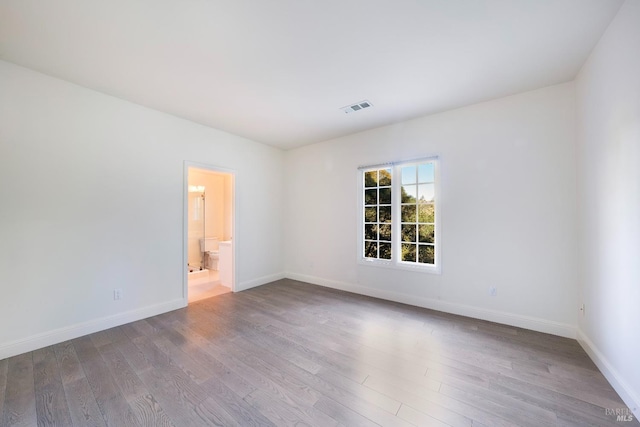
[357, 258, 441, 275]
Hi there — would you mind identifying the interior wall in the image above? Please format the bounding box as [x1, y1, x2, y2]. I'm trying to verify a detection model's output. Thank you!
[224, 174, 233, 241]
[284, 82, 578, 337]
[0, 60, 284, 359]
[575, 0, 640, 414]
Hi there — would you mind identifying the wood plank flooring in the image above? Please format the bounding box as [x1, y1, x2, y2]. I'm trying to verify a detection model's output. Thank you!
[0, 279, 636, 426]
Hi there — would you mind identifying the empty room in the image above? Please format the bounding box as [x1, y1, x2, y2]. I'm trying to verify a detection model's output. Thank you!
[0, 0, 638, 426]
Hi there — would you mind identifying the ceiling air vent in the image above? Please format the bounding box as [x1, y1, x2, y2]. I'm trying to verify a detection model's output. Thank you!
[340, 100, 373, 114]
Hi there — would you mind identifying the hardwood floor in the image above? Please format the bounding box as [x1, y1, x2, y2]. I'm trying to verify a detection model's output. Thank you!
[0, 279, 636, 426]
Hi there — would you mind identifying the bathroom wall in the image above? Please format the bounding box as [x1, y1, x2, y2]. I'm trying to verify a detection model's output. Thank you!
[186, 189, 206, 269]
[0, 59, 285, 359]
[224, 174, 233, 241]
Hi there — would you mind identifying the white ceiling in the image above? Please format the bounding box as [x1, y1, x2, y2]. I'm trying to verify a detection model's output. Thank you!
[0, 0, 623, 150]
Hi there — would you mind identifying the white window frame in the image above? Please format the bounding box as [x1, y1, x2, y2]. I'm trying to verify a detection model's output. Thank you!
[357, 157, 441, 274]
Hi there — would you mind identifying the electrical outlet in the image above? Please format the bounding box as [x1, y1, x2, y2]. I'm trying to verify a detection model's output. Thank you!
[114, 289, 123, 300]
[489, 286, 498, 297]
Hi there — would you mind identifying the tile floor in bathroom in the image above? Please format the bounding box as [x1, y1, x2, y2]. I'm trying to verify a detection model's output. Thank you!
[188, 270, 231, 303]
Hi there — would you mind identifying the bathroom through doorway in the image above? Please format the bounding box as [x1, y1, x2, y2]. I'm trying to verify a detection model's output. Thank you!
[184, 162, 235, 303]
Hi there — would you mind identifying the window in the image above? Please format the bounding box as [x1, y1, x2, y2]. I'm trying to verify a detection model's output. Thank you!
[360, 158, 439, 272]
[363, 168, 392, 260]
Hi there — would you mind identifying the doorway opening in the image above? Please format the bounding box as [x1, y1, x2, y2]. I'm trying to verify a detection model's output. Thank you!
[184, 163, 235, 303]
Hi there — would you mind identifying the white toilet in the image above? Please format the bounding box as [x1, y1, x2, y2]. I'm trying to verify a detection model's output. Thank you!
[200, 237, 220, 271]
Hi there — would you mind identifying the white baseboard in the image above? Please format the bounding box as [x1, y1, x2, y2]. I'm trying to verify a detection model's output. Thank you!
[236, 272, 285, 292]
[578, 329, 639, 418]
[285, 272, 576, 338]
[0, 298, 185, 360]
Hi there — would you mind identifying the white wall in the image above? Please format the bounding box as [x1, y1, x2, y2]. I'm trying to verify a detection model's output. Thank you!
[285, 82, 578, 337]
[575, 0, 640, 415]
[0, 60, 285, 359]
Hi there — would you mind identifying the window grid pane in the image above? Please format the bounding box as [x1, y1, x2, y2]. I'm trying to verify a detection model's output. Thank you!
[363, 168, 392, 260]
[399, 161, 435, 265]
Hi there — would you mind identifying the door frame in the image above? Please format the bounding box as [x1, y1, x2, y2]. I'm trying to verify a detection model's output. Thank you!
[183, 160, 237, 303]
